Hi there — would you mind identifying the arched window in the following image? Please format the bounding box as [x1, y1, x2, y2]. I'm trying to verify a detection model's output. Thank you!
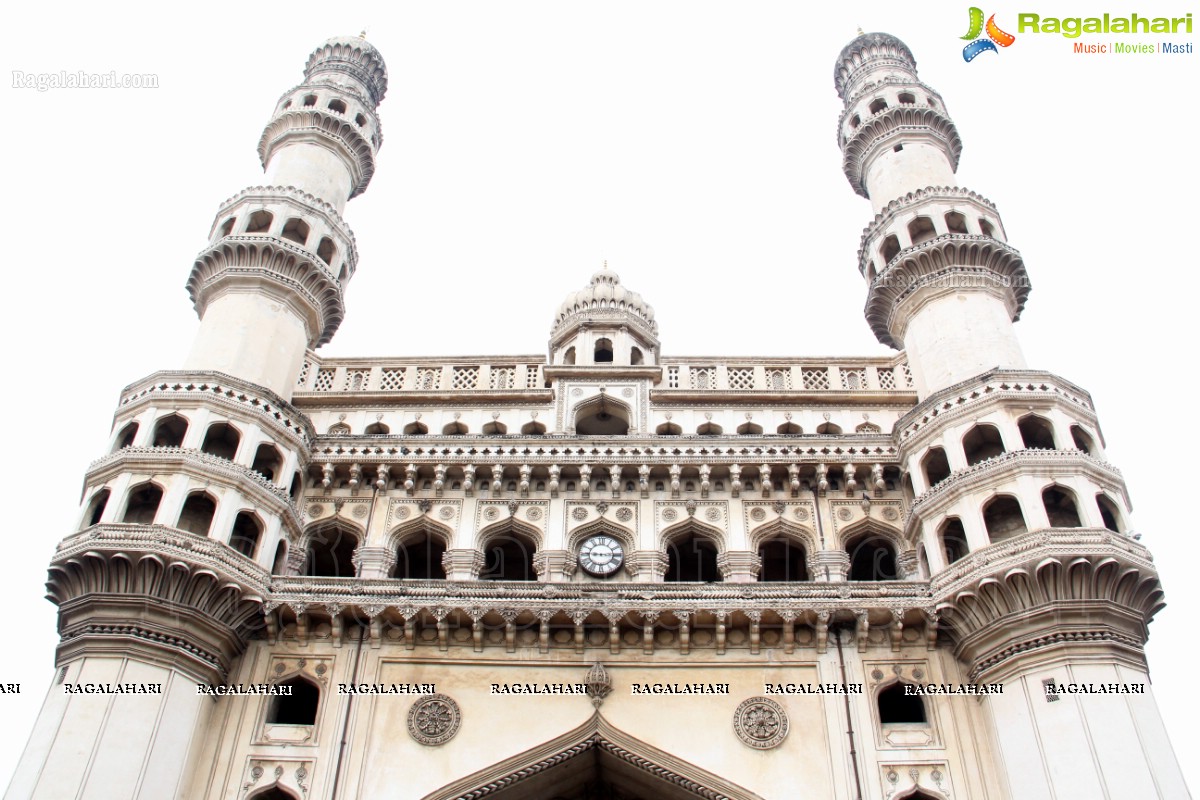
[393, 531, 447, 580]
[122, 483, 163, 525]
[939, 518, 968, 565]
[921, 447, 951, 487]
[83, 489, 110, 528]
[758, 538, 809, 581]
[251, 443, 283, 482]
[246, 210, 273, 233]
[944, 211, 968, 233]
[777, 421, 801, 435]
[230, 512, 262, 558]
[201, 422, 241, 460]
[665, 532, 720, 582]
[563, 347, 576, 366]
[327, 98, 347, 114]
[576, 401, 629, 435]
[280, 218, 310, 245]
[152, 414, 188, 447]
[630, 347, 644, 365]
[1043, 486, 1083, 528]
[962, 423, 1005, 465]
[480, 530, 538, 581]
[880, 234, 900, 264]
[482, 420, 507, 435]
[249, 788, 301, 800]
[594, 338, 614, 363]
[655, 421, 682, 436]
[403, 421, 428, 435]
[364, 421, 389, 435]
[982, 495, 1026, 542]
[177, 492, 217, 536]
[696, 422, 723, 436]
[302, 94, 317, 107]
[219, 217, 236, 237]
[305, 526, 359, 577]
[266, 677, 320, 725]
[354, 113, 367, 127]
[317, 236, 336, 265]
[1070, 425, 1096, 454]
[869, 98, 888, 114]
[898, 92, 916, 105]
[1096, 494, 1123, 533]
[979, 218, 996, 237]
[846, 534, 898, 581]
[113, 421, 139, 451]
[289, 472, 303, 502]
[907, 216, 937, 246]
[1018, 414, 1056, 449]
[878, 682, 926, 724]
[272, 540, 289, 575]
[737, 422, 763, 435]
[816, 421, 842, 435]
[521, 420, 546, 435]
[442, 421, 468, 435]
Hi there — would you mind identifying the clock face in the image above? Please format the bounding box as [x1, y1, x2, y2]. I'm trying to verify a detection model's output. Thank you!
[579, 535, 624, 577]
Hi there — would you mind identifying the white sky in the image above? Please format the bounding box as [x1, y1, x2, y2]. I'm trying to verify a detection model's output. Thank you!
[3, 0, 1196, 791]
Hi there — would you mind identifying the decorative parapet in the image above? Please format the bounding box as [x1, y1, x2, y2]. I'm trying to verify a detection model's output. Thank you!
[856, 186, 1003, 276]
[295, 356, 550, 398]
[118, 371, 316, 448]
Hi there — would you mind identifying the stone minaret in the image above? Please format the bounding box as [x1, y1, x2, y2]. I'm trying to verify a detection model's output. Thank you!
[836, 33, 1187, 798]
[5, 37, 387, 800]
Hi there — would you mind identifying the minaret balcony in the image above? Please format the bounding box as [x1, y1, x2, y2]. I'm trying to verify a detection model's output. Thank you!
[257, 104, 378, 199]
[841, 104, 962, 197]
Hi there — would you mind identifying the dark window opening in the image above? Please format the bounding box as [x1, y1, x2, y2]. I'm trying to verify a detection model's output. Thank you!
[1019, 415, 1056, 450]
[847, 535, 898, 581]
[266, 677, 319, 725]
[665, 533, 720, 582]
[1043, 487, 1083, 528]
[758, 538, 809, 581]
[922, 448, 951, 487]
[306, 528, 359, 577]
[983, 496, 1026, 542]
[201, 422, 241, 460]
[152, 414, 188, 448]
[480, 533, 538, 581]
[878, 682, 927, 724]
[394, 533, 447, 580]
[962, 424, 1005, 465]
[231, 512, 262, 558]
[114, 421, 139, 451]
[84, 489, 110, 527]
[594, 337, 613, 363]
[251, 443, 283, 481]
[177, 493, 217, 536]
[941, 519, 968, 564]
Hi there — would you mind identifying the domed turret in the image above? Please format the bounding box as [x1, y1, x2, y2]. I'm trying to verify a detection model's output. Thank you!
[549, 265, 659, 367]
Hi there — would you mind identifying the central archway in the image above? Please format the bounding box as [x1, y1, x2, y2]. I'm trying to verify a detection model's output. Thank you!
[421, 714, 764, 800]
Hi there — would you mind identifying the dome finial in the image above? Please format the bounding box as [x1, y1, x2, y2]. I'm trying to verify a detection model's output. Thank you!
[857, 26, 864, 36]
[359, 29, 368, 40]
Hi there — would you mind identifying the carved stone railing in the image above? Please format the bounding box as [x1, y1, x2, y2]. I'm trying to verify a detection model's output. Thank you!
[296, 357, 548, 395]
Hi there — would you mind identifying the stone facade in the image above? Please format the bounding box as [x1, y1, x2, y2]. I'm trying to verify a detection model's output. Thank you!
[4, 32, 1190, 800]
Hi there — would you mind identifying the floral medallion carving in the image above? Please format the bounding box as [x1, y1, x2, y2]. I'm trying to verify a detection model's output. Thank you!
[794, 507, 810, 521]
[571, 507, 589, 521]
[352, 504, 368, 519]
[749, 508, 767, 522]
[837, 507, 853, 521]
[882, 507, 900, 521]
[705, 507, 721, 522]
[438, 506, 456, 520]
[732, 696, 789, 750]
[484, 507, 500, 521]
[526, 507, 544, 521]
[661, 508, 678, 522]
[408, 694, 462, 746]
[394, 505, 411, 520]
[307, 504, 324, 518]
[615, 507, 633, 522]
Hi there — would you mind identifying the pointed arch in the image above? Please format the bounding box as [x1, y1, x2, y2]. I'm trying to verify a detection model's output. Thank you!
[301, 517, 363, 578]
[574, 393, 632, 435]
[840, 518, 905, 581]
[387, 516, 453, 580]
[478, 517, 541, 581]
[661, 518, 725, 583]
[567, 517, 635, 555]
[419, 713, 766, 800]
[248, 787, 301, 800]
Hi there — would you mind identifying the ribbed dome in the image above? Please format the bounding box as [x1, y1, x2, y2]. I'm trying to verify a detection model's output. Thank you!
[834, 31, 917, 100]
[305, 35, 389, 105]
[552, 267, 657, 334]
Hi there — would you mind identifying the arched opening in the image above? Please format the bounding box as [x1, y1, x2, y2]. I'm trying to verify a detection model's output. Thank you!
[1018, 414, 1056, 449]
[696, 422, 723, 436]
[962, 423, 1005, 465]
[272, 540, 289, 575]
[480, 530, 538, 581]
[777, 421, 801, 435]
[850, 114, 861, 129]
[665, 531, 720, 582]
[482, 420, 507, 435]
[575, 398, 630, 436]
[201, 422, 241, 460]
[758, 537, 809, 581]
[266, 677, 320, 725]
[317, 236, 336, 265]
[521, 420, 546, 435]
[921, 447, 951, 487]
[364, 421, 389, 435]
[982, 495, 1026, 542]
[869, 98, 888, 114]
[177, 492, 217, 536]
[218, 217, 236, 237]
[248, 788, 300, 800]
[594, 337, 614, 363]
[245, 210, 273, 233]
[305, 525, 359, 577]
[1096, 494, 1123, 533]
[563, 346, 576, 366]
[355, 113, 367, 127]
[83, 489, 110, 528]
[945, 210, 968, 233]
[122, 483, 163, 525]
[327, 98, 347, 114]
[655, 421, 682, 436]
[737, 421, 763, 435]
[979, 218, 996, 237]
[1070, 425, 1096, 454]
[880, 234, 900, 264]
[302, 94, 317, 107]
[898, 92, 916, 105]
[289, 472, 303, 502]
[393, 530, 447, 580]
[630, 346, 644, 365]
[939, 518, 968, 564]
[152, 413, 188, 447]
[442, 421, 468, 435]
[846, 533, 898, 581]
[907, 216, 937, 246]
[251, 443, 283, 481]
[113, 421, 139, 451]
[816, 421, 842, 435]
[280, 217, 310, 245]
[230, 511, 262, 558]
[1043, 486, 1083, 528]
[878, 682, 926, 724]
[403, 421, 429, 435]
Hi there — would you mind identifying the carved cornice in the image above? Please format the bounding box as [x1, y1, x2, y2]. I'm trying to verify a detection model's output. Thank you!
[842, 106, 961, 197]
[865, 235, 1031, 348]
[304, 37, 389, 106]
[187, 235, 344, 346]
[118, 370, 315, 448]
[836, 77, 947, 134]
[257, 110, 376, 198]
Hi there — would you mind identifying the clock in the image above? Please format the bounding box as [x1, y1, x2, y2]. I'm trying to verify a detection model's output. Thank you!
[578, 535, 624, 577]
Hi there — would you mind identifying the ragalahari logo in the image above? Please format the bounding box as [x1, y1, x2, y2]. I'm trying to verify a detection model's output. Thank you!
[962, 8, 1017, 61]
